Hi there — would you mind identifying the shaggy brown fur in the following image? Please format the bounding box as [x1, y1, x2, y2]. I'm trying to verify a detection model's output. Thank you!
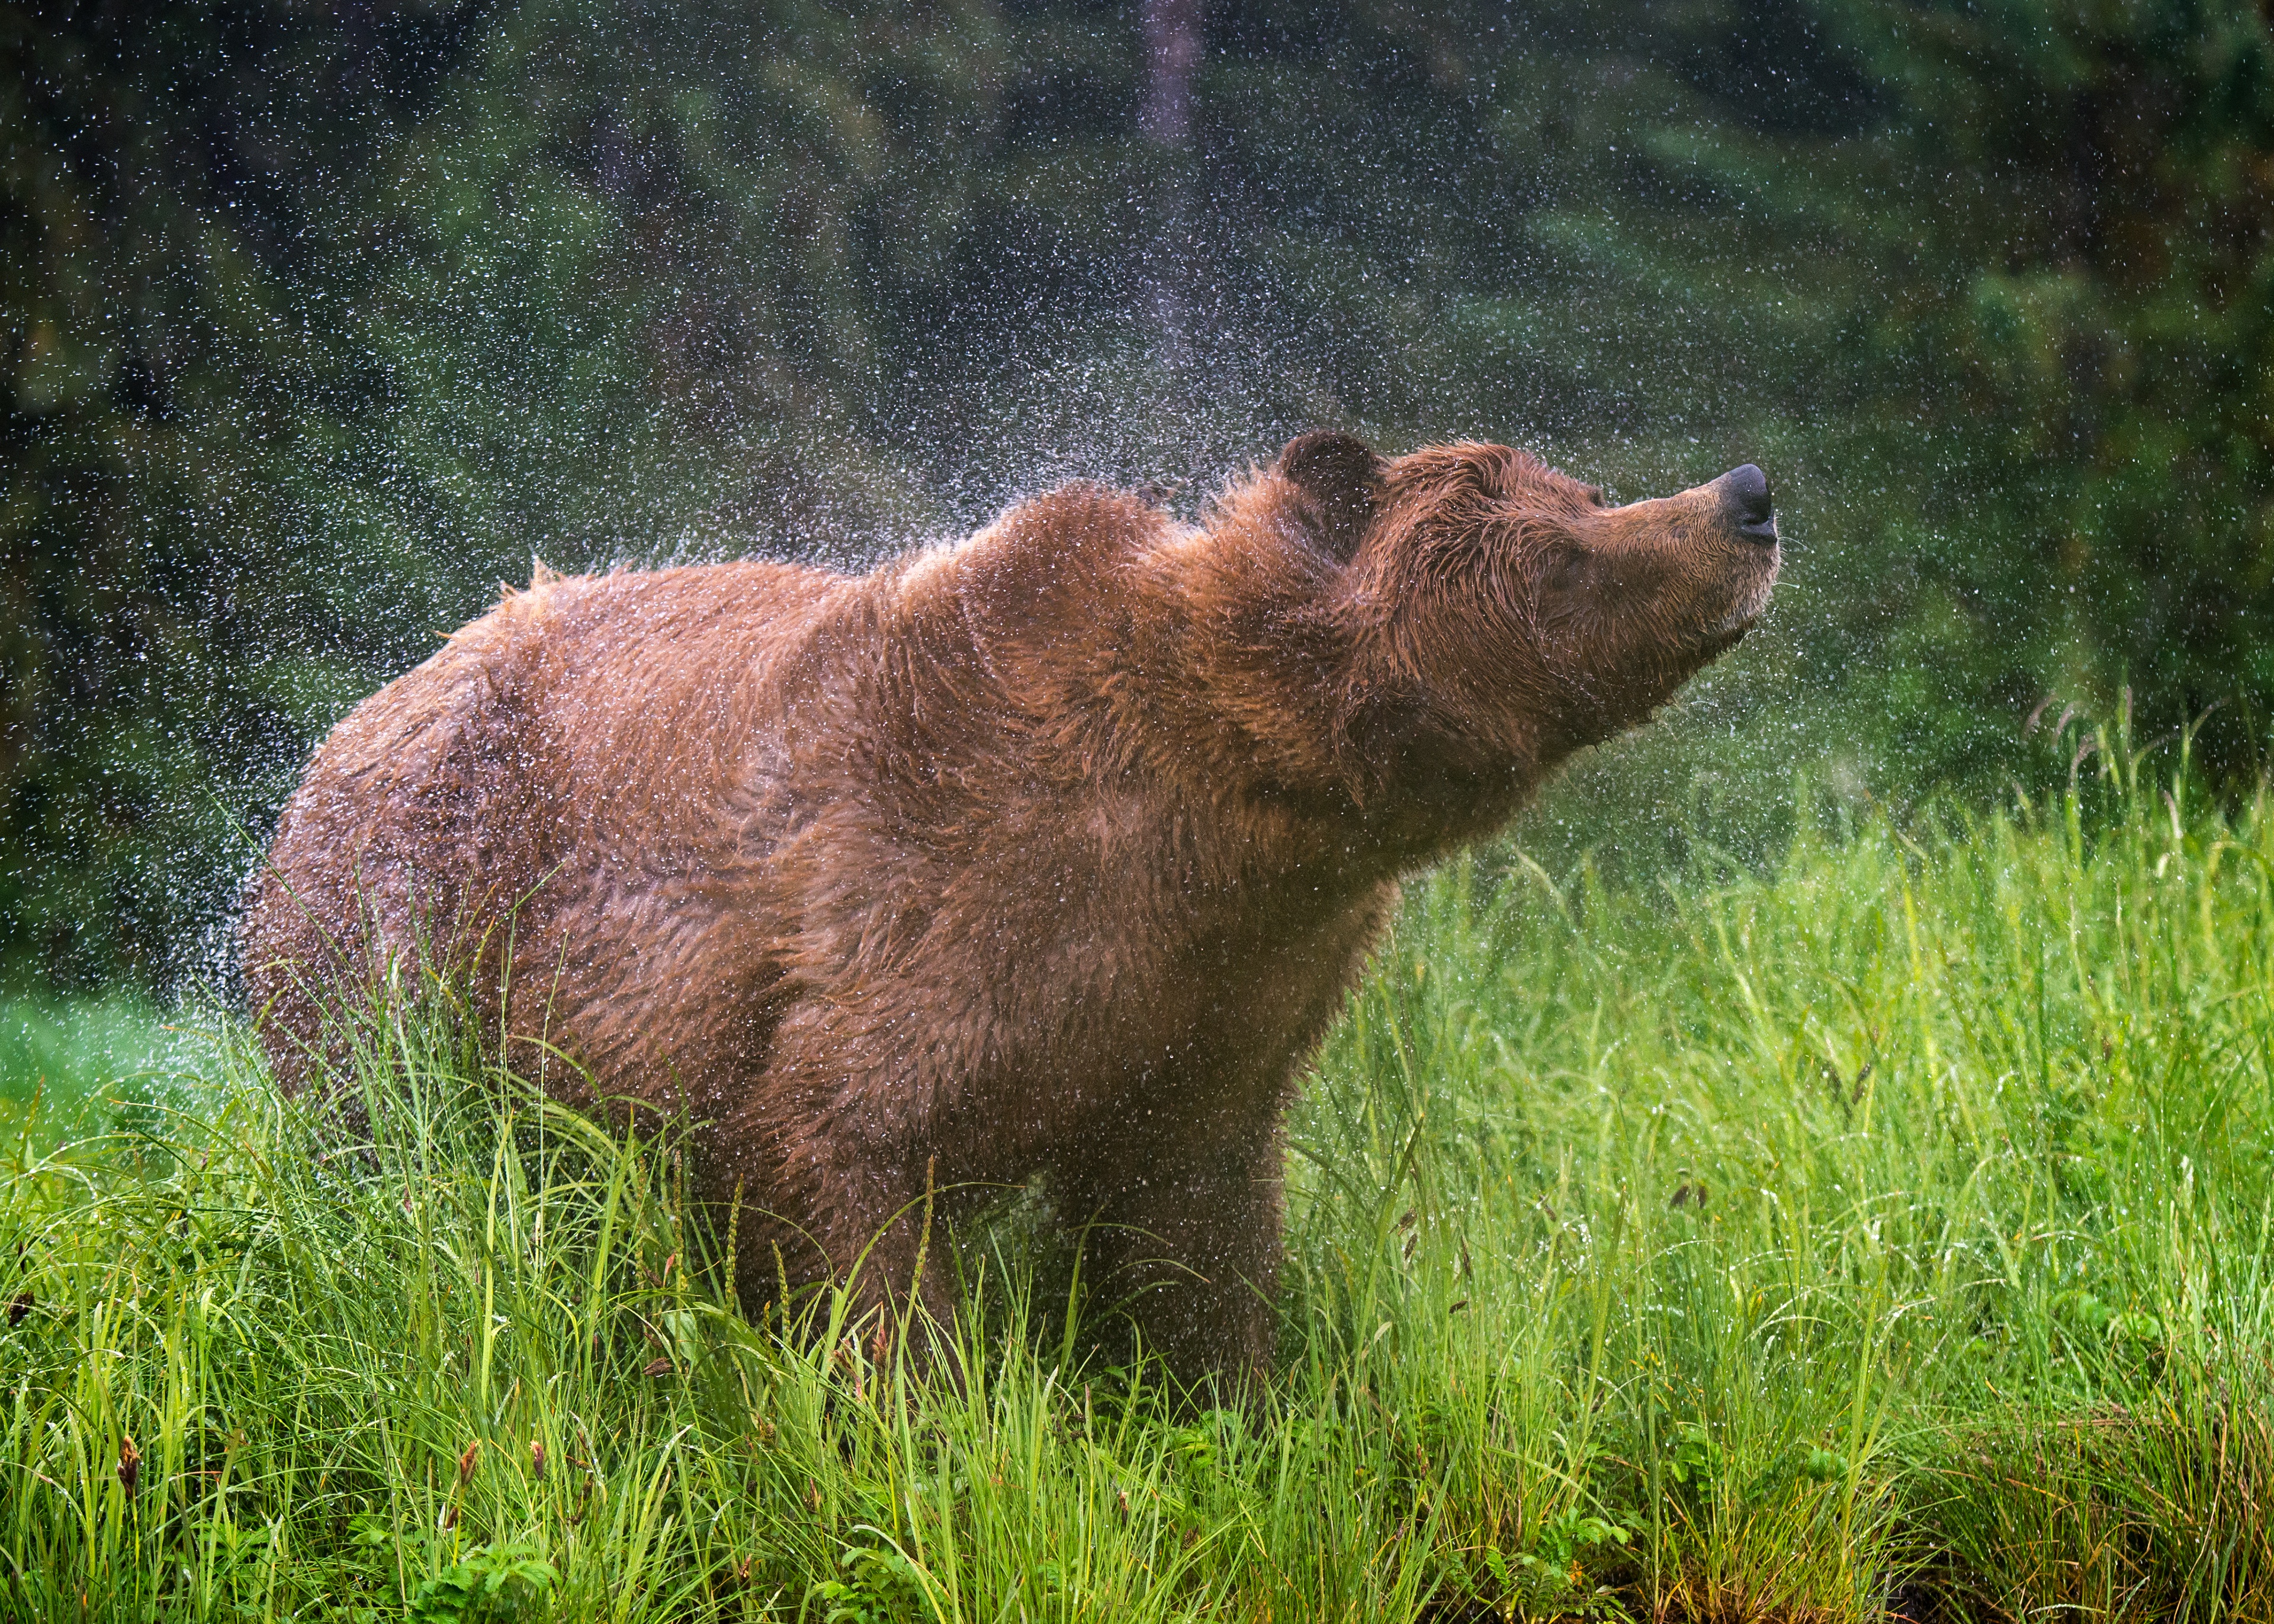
[241, 434, 1780, 1382]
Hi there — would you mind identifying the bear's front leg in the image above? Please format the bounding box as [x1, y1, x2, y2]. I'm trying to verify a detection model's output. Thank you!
[723, 1146, 957, 1328]
[697, 1029, 965, 1363]
[1080, 1118, 1287, 1394]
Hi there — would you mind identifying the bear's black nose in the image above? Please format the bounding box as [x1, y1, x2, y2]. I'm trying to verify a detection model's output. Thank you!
[1716, 464, 1776, 543]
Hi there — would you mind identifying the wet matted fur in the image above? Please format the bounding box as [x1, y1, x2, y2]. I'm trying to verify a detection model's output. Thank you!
[242, 433, 1781, 1382]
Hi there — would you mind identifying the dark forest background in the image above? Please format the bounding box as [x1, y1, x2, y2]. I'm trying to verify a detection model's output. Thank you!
[5, 0, 2272, 993]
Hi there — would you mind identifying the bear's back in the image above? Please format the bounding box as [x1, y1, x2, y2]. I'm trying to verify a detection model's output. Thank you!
[241, 556, 857, 1067]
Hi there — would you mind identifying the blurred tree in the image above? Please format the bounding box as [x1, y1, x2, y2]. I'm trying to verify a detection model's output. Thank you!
[1, 1, 490, 985]
[1142, 0, 1203, 369]
[5, 0, 2270, 990]
[1479, 0, 2274, 776]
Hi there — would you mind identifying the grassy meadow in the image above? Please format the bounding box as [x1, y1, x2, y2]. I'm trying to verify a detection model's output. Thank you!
[7, 723, 2274, 1622]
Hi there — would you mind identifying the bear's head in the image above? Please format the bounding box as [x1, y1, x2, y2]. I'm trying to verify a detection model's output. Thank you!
[1271, 431, 1781, 844]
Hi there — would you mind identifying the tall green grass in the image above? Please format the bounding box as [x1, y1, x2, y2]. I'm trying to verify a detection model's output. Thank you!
[8, 726, 2274, 1620]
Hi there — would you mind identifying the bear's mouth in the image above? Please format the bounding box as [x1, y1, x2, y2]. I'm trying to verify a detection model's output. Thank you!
[1704, 561, 1779, 642]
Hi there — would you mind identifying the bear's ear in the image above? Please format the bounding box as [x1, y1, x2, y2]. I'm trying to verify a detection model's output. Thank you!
[1277, 430, 1385, 562]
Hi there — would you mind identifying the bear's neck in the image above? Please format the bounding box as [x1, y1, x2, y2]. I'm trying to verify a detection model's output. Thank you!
[1118, 520, 1542, 879]
[937, 487, 1543, 887]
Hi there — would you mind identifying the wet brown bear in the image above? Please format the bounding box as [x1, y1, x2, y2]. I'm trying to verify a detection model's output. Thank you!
[241, 433, 1780, 1383]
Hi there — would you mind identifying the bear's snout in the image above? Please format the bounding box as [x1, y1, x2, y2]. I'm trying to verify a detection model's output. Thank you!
[1713, 464, 1778, 544]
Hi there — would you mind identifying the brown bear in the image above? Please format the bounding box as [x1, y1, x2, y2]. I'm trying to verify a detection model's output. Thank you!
[240, 433, 1780, 1383]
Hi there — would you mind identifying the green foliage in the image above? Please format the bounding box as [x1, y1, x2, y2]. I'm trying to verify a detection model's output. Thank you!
[807, 1541, 939, 1624]
[0, 995, 184, 1149]
[1479, 1507, 1637, 1619]
[406, 1538, 560, 1623]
